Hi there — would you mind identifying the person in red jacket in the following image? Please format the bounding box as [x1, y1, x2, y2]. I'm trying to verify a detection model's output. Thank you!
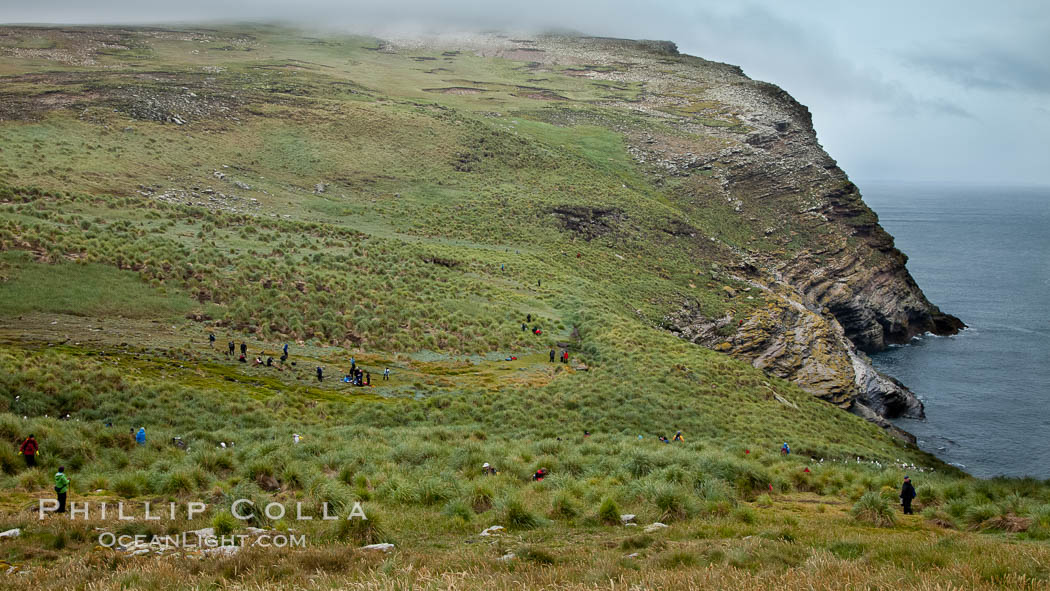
[20, 434, 38, 468]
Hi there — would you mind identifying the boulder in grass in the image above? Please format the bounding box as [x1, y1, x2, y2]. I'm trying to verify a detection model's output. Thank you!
[360, 543, 394, 552]
[256, 473, 280, 492]
[620, 514, 636, 524]
[644, 522, 668, 533]
[479, 525, 504, 536]
[0, 528, 21, 538]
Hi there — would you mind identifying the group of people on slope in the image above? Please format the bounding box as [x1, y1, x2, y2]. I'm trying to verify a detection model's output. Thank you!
[218, 335, 290, 368]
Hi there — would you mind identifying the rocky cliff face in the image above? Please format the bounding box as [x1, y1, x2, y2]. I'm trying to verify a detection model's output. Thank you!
[502, 36, 962, 436]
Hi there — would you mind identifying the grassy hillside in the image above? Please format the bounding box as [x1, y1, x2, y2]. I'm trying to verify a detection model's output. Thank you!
[0, 25, 1048, 590]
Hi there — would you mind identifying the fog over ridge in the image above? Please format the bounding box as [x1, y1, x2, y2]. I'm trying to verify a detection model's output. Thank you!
[2, 0, 1047, 186]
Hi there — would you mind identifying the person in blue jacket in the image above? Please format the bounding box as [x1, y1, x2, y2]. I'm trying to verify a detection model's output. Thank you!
[136, 427, 146, 446]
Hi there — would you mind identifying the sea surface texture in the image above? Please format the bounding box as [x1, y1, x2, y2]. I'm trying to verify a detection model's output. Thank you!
[864, 181, 1050, 478]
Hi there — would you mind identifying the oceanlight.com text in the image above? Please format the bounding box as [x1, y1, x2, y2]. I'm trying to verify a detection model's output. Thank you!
[97, 532, 307, 549]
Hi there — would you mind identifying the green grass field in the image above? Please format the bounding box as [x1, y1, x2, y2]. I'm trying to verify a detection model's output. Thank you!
[0, 25, 1047, 590]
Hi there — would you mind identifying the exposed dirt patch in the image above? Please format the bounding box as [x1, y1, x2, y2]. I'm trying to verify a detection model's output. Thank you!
[660, 219, 699, 237]
[550, 205, 626, 240]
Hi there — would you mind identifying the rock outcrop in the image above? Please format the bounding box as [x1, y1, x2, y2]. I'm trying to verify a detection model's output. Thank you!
[663, 277, 922, 442]
[518, 36, 963, 434]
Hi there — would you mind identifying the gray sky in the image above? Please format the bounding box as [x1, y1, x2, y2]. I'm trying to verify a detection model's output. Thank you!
[3, 0, 1048, 186]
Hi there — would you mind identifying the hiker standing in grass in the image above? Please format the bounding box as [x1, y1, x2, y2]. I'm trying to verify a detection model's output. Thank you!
[383, 368, 390, 381]
[19, 434, 38, 468]
[54, 466, 70, 513]
[550, 349, 555, 363]
[316, 366, 324, 382]
[240, 342, 247, 357]
[283, 343, 289, 357]
[209, 333, 216, 347]
[562, 350, 569, 364]
[136, 427, 146, 446]
[365, 371, 371, 386]
[227, 341, 235, 357]
[900, 476, 917, 515]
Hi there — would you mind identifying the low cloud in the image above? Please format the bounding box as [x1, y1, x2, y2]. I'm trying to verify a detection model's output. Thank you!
[0, 0, 1045, 184]
[906, 43, 1050, 94]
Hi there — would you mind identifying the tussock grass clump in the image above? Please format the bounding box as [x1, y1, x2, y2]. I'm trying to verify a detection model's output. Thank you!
[658, 550, 699, 568]
[732, 505, 757, 524]
[212, 511, 237, 536]
[333, 509, 389, 545]
[597, 497, 621, 525]
[620, 534, 655, 550]
[467, 483, 495, 514]
[651, 483, 695, 522]
[964, 503, 1001, 529]
[549, 490, 579, 520]
[921, 506, 959, 529]
[516, 544, 556, 565]
[500, 497, 541, 530]
[851, 492, 897, 527]
[441, 499, 474, 523]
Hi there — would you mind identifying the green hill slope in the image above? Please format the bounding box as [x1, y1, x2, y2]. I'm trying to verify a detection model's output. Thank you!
[0, 25, 1045, 590]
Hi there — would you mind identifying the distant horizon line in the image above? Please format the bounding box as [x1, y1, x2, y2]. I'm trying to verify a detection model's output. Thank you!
[854, 178, 1050, 190]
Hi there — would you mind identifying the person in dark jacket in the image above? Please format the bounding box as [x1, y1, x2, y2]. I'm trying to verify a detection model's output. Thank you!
[549, 349, 555, 363]
[20, 434, 38, 468]
[316, 366, 324, 382]
[227, 341, 235, 356]
[900, 476, 917, 514]
[240, 342, 247, 357]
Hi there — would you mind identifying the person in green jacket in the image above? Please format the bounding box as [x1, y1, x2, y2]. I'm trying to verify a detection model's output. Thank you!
[54, 466, 70, 513]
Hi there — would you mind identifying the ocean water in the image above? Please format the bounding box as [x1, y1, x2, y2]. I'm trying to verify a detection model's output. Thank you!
[861, 181, 1050, 479]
